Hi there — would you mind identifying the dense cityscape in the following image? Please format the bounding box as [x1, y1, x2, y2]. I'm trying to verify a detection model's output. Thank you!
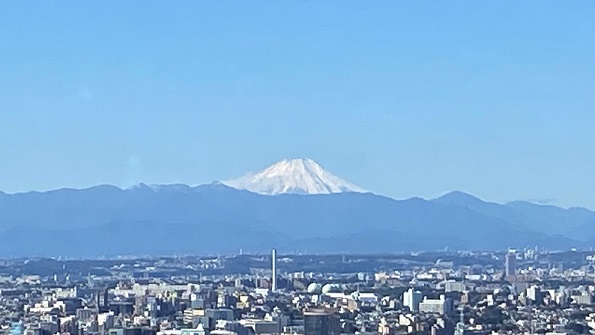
[1, 249, 595, 335]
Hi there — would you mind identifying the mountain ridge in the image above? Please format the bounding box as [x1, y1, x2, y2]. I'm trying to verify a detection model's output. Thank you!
[0, 183, 591, 257]
[0, 159, 593, 256]
[0, 183, 584, 257]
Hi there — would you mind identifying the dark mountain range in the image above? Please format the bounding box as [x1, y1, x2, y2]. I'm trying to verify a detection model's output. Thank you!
[0, 184, 590, 257]
[433, 191, 595, 239]
[505, 201, 595, 237]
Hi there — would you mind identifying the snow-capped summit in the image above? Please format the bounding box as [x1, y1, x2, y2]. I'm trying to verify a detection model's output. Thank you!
[222, 158, 367, 195]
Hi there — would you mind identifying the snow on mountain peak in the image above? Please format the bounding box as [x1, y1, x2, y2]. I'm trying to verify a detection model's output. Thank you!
[222, 158, 367, 195]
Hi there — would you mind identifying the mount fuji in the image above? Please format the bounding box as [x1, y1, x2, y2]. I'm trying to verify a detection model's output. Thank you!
[223, 158, 367, 195]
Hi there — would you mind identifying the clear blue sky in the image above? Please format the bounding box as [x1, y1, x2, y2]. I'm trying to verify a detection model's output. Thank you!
[1, 1, 594, 208]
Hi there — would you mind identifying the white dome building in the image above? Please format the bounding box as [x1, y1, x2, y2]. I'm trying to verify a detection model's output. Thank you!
[307, 283, 322, 294]
[321, 284, 342, 295]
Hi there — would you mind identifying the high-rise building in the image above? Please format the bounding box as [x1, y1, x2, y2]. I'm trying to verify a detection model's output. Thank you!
[418, 295, 452, 315]
[505, 251, 516, 277]
[403, 288, 423, 312]
[444, 280, 466, 293]
[304, 310, 341, 335]
[526, 285, 542, 305]
[271, 249, 277, 292]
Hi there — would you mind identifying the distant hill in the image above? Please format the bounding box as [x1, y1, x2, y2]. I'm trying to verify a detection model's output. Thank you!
[0, 159, 592, 257]
[433, 191, 595, 239]
[0, 184, 588, 257]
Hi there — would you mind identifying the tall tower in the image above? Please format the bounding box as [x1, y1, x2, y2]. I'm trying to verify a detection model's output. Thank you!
[271, 248, 277, 291]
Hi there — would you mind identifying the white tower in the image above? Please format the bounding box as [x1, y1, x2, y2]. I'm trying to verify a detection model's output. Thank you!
[271, 249, 277, 291]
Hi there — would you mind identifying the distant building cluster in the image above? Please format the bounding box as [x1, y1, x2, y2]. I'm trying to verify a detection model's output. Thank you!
[1, 248, 595, 335]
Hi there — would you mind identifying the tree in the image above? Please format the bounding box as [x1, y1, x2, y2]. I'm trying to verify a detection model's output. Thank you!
[478, 306, 505, 325]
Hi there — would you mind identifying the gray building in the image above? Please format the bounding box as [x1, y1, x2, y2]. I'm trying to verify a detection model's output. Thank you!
[505, 251, 516, 277]
[304, 310, 340, 335]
